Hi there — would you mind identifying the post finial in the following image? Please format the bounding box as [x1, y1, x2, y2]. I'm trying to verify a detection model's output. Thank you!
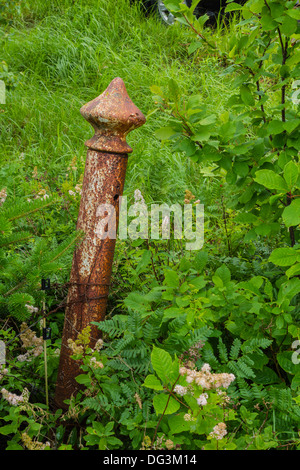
[80, 77, 146, 154]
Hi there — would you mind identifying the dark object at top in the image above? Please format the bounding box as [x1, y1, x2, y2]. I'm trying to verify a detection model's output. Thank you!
[41, 278, 51, 291]
[139, 0, 246, 25]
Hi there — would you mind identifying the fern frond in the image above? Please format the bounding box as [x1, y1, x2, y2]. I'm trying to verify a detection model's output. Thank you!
[230, 338, 242, 361]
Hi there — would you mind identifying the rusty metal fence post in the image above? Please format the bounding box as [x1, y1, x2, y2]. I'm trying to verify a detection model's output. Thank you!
[54, 78, 146, 409]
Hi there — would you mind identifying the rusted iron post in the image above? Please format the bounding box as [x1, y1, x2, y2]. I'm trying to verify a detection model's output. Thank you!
[54, 78, 146, 409]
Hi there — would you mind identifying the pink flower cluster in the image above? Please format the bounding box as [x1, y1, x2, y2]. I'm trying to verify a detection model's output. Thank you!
[1, 388, 29, 406]
[209, 422, 227, 440]
[179, 363, 235, 390]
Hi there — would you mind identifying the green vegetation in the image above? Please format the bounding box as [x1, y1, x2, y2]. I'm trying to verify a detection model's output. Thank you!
[0, 0, 300, 451]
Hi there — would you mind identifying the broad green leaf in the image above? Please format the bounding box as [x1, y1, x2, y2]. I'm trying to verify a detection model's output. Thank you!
[287, 9, 300, 20]
[194, 250, 208, 272]
[283, 119, 300, 134]
[240, 84, 255, 106]
[286, 262, 300, 279]
[75, 374, 92, 386]
[155, 127, 178, 140]
[188, 41, 203, 55]
[164, 269, 180, 288]
[235, 213, 258, 224]
[267, 120, 285, 135]
[153, 393, 180, 415]
[187, 94, 203, 110]
[281, 16, 298, 36]
[233, 161, 249, 177]
[143, 374, 164, 391]
[0, 423, 19, 435]
[191, 126, 212, 142]
[168, 78, 180, 101]
[277, 351, 299, 375]
[282, 198, 300, 227]
[215, 264, 231, 285]
[168, 413, 192, 433]
[225, 2, 244, 12]
[83, 434, 100, 446]
[189, 275, 206, 290]
[254, 170, 288, 192]
[151, 346, 173, 383]
[199, 114, 217, 126]
[270, 2, 284, 18]
[136, 250, 151, 274]
[269, 247, 299, 266]
[283, 161, 298, 188]
[247, 0, 264, 14]
[150, 85, 163, 97]
[277, 277, 300, 306]
[261, 13, 277, 31]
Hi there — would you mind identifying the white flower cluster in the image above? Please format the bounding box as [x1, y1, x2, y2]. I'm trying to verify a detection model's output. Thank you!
[0, 187, 7, 206]
[89, 356, 104, 369]
[1, 387, 29, 406]
[69, 184, 82, 197]
[173, 385, 188, 396]
[16, 323, 43, 362]
[209, 422, 227, 440]
[179, 363, 235, 390]
[25, 304, 39, 314]
[94, 338, 104, 351]
[183, 413, 196, 422]
[196, 392, 208, 406]
[34, 189, 50, 201]
[0, 367, 8, 381]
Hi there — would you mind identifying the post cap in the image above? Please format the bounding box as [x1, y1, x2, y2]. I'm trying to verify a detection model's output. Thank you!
[80, 77, 146, 154]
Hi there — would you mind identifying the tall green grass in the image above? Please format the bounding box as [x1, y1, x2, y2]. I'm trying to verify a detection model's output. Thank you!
[0, 0, 237, 204]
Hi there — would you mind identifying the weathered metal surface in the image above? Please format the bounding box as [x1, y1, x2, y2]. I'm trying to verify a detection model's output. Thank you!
[54, 78, 146, 410]
[80, 77, 145, 154]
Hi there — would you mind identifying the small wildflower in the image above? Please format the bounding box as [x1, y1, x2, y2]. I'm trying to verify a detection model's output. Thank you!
[67, 156, 77, 172]
[21, 433, 50, 450]
[25, 304, 39, 314]
[1, 387, 29, 406]
[209, 422, 227, 440]
[67, 338, 84, 355]
[74, 183, 82, 195]
[89, 356, 104, 369]
[94, 338, 104, 351]
[165, 439, 174, 450]
[19, 323, 43, 360]
[173, 385, 188, 396]
[197, 392, 208, 406]
[201, 363, 211, 373]
[0, 187, 7, 206]
[184, 189, 195, 204]
[183, 413, 195, 422]
[0, 367, 8, 381]
[140, 435, 152, 450]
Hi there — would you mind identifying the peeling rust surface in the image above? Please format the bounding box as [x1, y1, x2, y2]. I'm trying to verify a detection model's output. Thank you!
[54, 78, 146, 410]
